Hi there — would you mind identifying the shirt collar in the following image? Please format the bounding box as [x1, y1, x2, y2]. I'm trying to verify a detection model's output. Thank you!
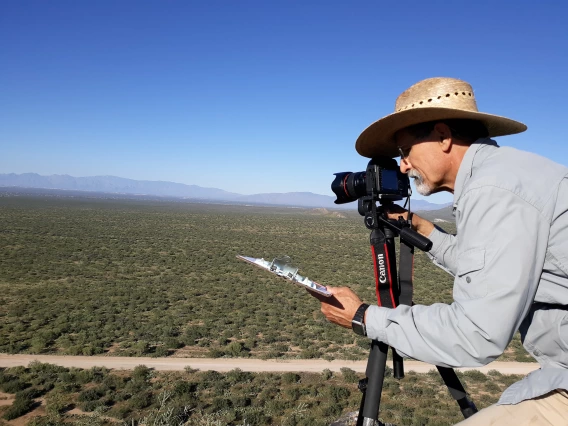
[453, 138, 499, 207]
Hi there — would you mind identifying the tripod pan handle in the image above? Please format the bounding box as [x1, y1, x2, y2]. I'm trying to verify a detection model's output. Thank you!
[400, 227, 432, 252]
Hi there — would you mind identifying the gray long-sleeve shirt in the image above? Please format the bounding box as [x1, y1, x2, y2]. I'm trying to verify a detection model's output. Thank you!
[365, 139, 568, 405]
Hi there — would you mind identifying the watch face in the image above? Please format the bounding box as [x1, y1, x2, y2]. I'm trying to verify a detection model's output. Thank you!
[352, 320, 366, 336]
[352, 304, 369, 336]
[352, 322, 361, 335]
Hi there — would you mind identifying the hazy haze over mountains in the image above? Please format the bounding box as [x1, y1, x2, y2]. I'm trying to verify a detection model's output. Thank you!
[0, 173, 239, 200]
[0, 173, 451, 211]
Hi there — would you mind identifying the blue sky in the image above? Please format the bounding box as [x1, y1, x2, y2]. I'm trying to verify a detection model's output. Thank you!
[1, 1, 567, 203]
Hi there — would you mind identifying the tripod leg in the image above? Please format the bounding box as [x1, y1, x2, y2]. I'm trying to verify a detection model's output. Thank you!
[356, 381, 368, 426]
[392, 349, 404, 379]
[357, 339, 389, 426]
[437, 366, 478, 418]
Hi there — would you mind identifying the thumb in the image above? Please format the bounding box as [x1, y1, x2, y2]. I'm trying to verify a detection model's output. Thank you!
[328, 286, 349, 296]
[327, 286, 339, 295]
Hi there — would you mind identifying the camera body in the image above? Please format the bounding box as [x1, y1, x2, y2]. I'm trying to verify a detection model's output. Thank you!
[332, 157, 410, 204]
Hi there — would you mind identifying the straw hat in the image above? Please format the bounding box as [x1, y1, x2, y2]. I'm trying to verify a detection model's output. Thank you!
[355, 77, 527, 158]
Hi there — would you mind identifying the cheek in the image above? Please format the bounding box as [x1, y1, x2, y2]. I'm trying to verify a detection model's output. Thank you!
[420, 153, 444, 182]
[411, 152, 439, 182]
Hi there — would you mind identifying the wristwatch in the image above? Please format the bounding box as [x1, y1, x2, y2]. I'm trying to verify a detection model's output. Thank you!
[352, 303, 370, 336]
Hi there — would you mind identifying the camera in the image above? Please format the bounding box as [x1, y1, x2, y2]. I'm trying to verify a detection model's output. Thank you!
[331, 157, 410, 204]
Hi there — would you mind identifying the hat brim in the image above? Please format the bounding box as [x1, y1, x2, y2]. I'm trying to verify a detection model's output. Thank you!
[355, 108, 527, 158]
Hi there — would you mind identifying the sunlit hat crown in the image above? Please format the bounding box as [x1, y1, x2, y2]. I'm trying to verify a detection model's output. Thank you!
[395, 78, 478, 113]
[355, 77, 527, 158]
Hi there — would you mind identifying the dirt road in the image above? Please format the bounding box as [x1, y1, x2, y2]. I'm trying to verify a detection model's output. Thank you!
[0, 354, 539, 375]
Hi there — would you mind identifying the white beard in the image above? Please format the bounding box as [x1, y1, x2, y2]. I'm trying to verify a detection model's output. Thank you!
[409, 169, 433, 196]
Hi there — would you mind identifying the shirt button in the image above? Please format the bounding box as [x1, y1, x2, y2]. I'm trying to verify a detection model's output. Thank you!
[466, 276, 471, 283]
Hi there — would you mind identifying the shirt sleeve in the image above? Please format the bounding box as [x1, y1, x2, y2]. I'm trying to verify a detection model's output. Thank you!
[427, 225, 458, 276]
[365, 186, 548, 367]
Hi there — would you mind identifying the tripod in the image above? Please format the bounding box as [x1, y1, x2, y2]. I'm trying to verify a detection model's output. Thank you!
[356, 196, 477, 426]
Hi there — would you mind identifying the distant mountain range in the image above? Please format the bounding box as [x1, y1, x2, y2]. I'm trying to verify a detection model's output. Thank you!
[0, 173, 452, 211]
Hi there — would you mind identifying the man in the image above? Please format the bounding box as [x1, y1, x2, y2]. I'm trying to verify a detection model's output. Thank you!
[318, 77, 568, 424]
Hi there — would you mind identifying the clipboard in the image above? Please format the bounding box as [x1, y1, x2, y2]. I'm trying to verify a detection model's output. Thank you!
[236, 255, 332, 297]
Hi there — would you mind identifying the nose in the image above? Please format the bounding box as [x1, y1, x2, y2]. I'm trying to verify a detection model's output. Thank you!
[399, 158, 411, 174]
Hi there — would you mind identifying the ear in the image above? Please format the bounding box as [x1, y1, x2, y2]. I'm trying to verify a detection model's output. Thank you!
[434, 122, 452, 153]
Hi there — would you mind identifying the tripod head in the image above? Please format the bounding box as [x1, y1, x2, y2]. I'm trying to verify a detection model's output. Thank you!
[358, 196, 432, 253]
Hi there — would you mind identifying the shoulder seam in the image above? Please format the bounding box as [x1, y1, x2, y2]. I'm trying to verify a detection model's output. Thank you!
[459, 184, 551, 224]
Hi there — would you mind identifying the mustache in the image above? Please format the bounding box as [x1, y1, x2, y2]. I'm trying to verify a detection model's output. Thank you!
[408, 170, 423, 182]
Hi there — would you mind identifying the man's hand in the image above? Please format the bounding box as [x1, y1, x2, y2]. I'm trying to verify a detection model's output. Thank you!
[383, 205, 435, 238]
[311, 286, 364, 329]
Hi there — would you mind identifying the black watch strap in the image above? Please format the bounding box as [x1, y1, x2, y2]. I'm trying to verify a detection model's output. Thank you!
[352, 303, 370, 336]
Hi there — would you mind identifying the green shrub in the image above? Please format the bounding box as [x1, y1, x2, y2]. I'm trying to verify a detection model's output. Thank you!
[207, 348, 225, 358]
[340, 367, 359, 383]
[321, 369, 333, 380]
[318, 403, 343, 417]
[406, 384, 426, 397]
[241, 410, 272, 426]
[27, 415, 67, 426]
[28, 361, 67, 378]
[1, 379, 28, 393]
[133, 341, 150, 355]
[284, 387, 301, 401]
[129, 390, 153, 409]
[164, 337, 183, 349]
[132, 365, 153, 382]
[226, 341, 248, 357]
[46, 390, 70, 415]
[325, 385, 350, 403]
[124, 378, 149, 395]
[79, 399, 104, 412]
[74, 369, 95, 384]
[259, 350, 282, 359]
[464, 370, 488, 383]
[3, 395, 34, 420]
[184, 326, 204, 343]
[206, 397, 232, 413]
[487, 369, 503, 377]
[200, 370, 223, 382]
[231, 395, 252, 407]
[273, 343, 289, 353]
[300, 348, 321, 359]
[16, 388, 42, 399]
[109, 404, 131, 420]
[484, 381, 501, 393]
[282, 373, 300, 384]
[102, 373, 126, 390]
[226, 368, 253, 384]
[174, 380, 197, 395]
[78, 387, 104, 402]
[152, 345, 170, 357]
[89, 366, 109, 383]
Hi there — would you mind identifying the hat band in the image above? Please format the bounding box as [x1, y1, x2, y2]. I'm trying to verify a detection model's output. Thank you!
[396, 90, 476, 112]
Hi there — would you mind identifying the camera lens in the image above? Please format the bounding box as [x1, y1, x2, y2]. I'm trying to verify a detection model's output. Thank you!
[331, 172, 367, 204]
